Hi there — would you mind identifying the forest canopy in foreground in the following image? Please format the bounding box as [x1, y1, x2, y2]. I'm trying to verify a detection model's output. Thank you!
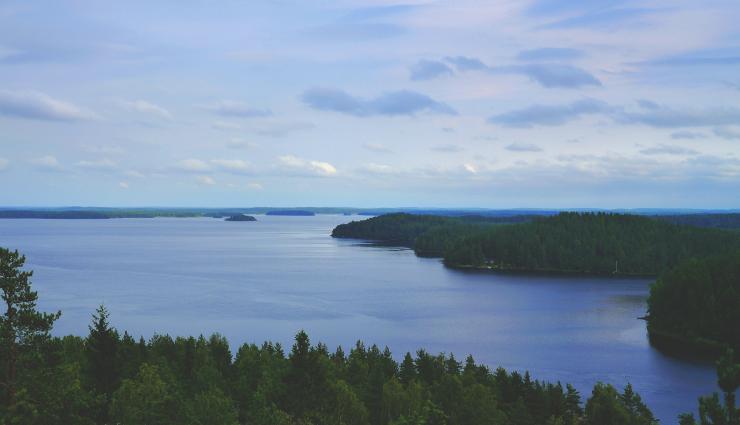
[0, 248, 738, 424]
[332, 213, 740, 275]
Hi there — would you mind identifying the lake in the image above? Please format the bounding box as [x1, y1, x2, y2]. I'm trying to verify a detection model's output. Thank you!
[0, 215, 717, 422]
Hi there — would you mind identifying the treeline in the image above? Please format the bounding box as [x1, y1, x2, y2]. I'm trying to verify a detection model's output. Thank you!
[333, 213, 740, 275]
[656, 213, 740, 230]
[0, 248, 666, 425]
[647, 251, 740, 356]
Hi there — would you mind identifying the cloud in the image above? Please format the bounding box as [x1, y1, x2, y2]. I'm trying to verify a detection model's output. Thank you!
[444, 57, 600, 88]
[361, 163, 395, 175]
[431, 144, 464, 153]
[75, 158, 117, 170]
[489, 98, 611, 127]
[618, 103, 740, 128]
[670, 131, 706, 140]
[497, 64, 601, 88]
[505, 142, 543, 152]
[119, 181, 129, 189]
[196, 175, 216, 186]
[713, 127, 740, 140]
[0, 90, 95, 121]
[517, 48, 585, 61]
[363, 143, 392, 153]
[410, 60, 454, 81]
[206, 100, 272, 118]
[445, 56, 489, 71]
[278, 155, 337, 176]
[463, 163, 477, 174]
[643, 48, 740, 67]
[538, 7, 657, 29]
[175, 159, 210, 172]
[491, 99, 740, 129]
[119, 100, 172, 119]
[210, 159, 252, 174]
[639, 144, 699, 156]
[0, 158, 8, 171]
[31, 155, 63, 171]
[246, 182, 263, 190]
[301, 88, 457, 117]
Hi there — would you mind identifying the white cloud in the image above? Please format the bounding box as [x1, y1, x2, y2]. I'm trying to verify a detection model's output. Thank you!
[76, 158, 117, 170]
[278, 155, 337, 176]
[0, 90, 96, 121]
[0, 158, 8, 170]
[119, 181, 129, 189]
[210, 159, 251, 174]
[463, 163, 477, 174]
[175, 159, 210, 172]
[118, 99, 172, 119]
[31, 155, 62, 171]
[196, 175, 216, 185]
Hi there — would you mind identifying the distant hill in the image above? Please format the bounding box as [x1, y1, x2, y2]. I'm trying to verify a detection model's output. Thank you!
[266, 210, 315, 216]
[0, 210, 110, 219]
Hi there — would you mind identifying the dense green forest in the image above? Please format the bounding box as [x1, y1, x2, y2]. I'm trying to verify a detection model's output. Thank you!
[647, 251, 740, 356]
[333, 213, 740, 275]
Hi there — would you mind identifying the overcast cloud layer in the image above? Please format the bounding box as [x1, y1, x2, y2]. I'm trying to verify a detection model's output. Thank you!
[1, 0, 739, 208]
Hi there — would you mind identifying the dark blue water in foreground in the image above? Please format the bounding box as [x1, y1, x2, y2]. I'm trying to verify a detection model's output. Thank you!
[0, 216, 717, 422]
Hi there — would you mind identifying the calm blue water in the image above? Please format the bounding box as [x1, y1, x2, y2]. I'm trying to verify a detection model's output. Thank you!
[0, 215, 717, 422]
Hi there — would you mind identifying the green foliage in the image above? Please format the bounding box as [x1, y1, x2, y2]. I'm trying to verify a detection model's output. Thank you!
[679, 350, 740, 425]
[109, 363, 179, 425]
[0, 248, 60, 411]
[647, 252, 740, 353]
[583, 383, 657, 425]
[333, 212, 740, 275]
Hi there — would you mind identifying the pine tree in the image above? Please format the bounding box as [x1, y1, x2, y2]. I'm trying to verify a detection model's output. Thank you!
[0, 248, 60, 407]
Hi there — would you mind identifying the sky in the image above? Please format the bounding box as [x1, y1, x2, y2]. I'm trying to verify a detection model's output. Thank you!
[1, 0, 740, 208]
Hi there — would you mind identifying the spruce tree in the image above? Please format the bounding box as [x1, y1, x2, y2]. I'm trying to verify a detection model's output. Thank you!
[85, 304, 120, 422]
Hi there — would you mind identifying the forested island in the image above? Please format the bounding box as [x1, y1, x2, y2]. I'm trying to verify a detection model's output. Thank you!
[2, 248, 737, 425]
[225, 214, 257, 222]
[332, 213, 740, 275]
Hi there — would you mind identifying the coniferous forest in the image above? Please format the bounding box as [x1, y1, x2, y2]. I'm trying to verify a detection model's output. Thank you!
[332, 213, 740, 275]
[647, 251, 740, 356]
